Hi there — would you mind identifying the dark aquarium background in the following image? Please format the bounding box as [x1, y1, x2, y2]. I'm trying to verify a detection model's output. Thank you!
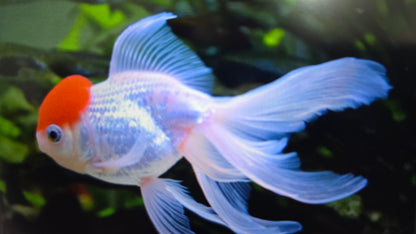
[0, 0, 415, 233]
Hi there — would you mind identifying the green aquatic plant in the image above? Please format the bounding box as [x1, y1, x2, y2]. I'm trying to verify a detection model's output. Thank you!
[326, 195, 363, 219]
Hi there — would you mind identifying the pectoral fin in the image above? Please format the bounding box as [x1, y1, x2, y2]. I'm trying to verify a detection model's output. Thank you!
[91, 140, 147, 170]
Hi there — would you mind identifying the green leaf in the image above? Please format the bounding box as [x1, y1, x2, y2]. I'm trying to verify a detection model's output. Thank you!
[97, 207, 115, 218]
[376, 0, 389, 15]
[123, 196, 144, 209]
[326, 195, 362, 218]
[316, 146, 333, 158]
[0, 135, 29, 163]
[59, 3, 127, 52]
[364, 33, 376, 45]
[80, 3, 125, 29]
[58, 13, 87, 51]
[0, 116, 21, 138]
[22, 190, 46, 207]
[354, 40, 366, 51]
[263, 28, 285, 47]
[152, 0, 172, 7]
[15, 111, 38, 130]
[0, 86, 34, 114]
[384, 100, 407, 122]
[0, 179, 6, 193]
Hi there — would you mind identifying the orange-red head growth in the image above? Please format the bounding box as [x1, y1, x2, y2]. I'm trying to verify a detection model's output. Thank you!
[37, 75, 92, 131]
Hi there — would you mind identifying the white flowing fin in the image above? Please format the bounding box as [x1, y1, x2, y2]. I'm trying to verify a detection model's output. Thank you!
[181, 126, 299, 182]
[181, 130, 248, 182]
[141, 178, 226, 233]
[199, 123, 367, 204]
[164, 178, 226, 226]
[108, 12, 213, 93]
[189, 57, 390, 204]
[217, 57, 392, 139]
[141, 178, 194, 234]
[194, 169, 302, 234]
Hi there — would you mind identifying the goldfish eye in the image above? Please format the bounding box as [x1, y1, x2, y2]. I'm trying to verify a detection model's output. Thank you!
[46, 124, 62, 143]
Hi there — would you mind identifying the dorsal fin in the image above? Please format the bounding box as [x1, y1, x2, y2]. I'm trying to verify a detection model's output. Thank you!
[108, 12, 214, 93]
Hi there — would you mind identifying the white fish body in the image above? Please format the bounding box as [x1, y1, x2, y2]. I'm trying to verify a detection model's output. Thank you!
[83, 72, 213, 185]
[36, 12, 392, 234]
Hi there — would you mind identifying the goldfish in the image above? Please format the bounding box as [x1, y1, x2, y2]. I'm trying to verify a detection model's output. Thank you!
[36, 12, 392, 233]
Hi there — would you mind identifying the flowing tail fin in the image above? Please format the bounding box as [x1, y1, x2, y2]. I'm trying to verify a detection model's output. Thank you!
[216, 57, 392, 139]
[185, 57, 391, 204]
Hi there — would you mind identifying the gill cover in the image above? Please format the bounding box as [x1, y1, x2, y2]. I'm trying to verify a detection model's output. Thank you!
[37, 75, 92, 132]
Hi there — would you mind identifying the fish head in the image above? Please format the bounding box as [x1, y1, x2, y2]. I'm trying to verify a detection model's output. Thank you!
[36, 75, 92, 173]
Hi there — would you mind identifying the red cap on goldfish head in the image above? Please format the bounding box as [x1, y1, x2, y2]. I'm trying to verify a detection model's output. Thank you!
[37, 75, 92, 131]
